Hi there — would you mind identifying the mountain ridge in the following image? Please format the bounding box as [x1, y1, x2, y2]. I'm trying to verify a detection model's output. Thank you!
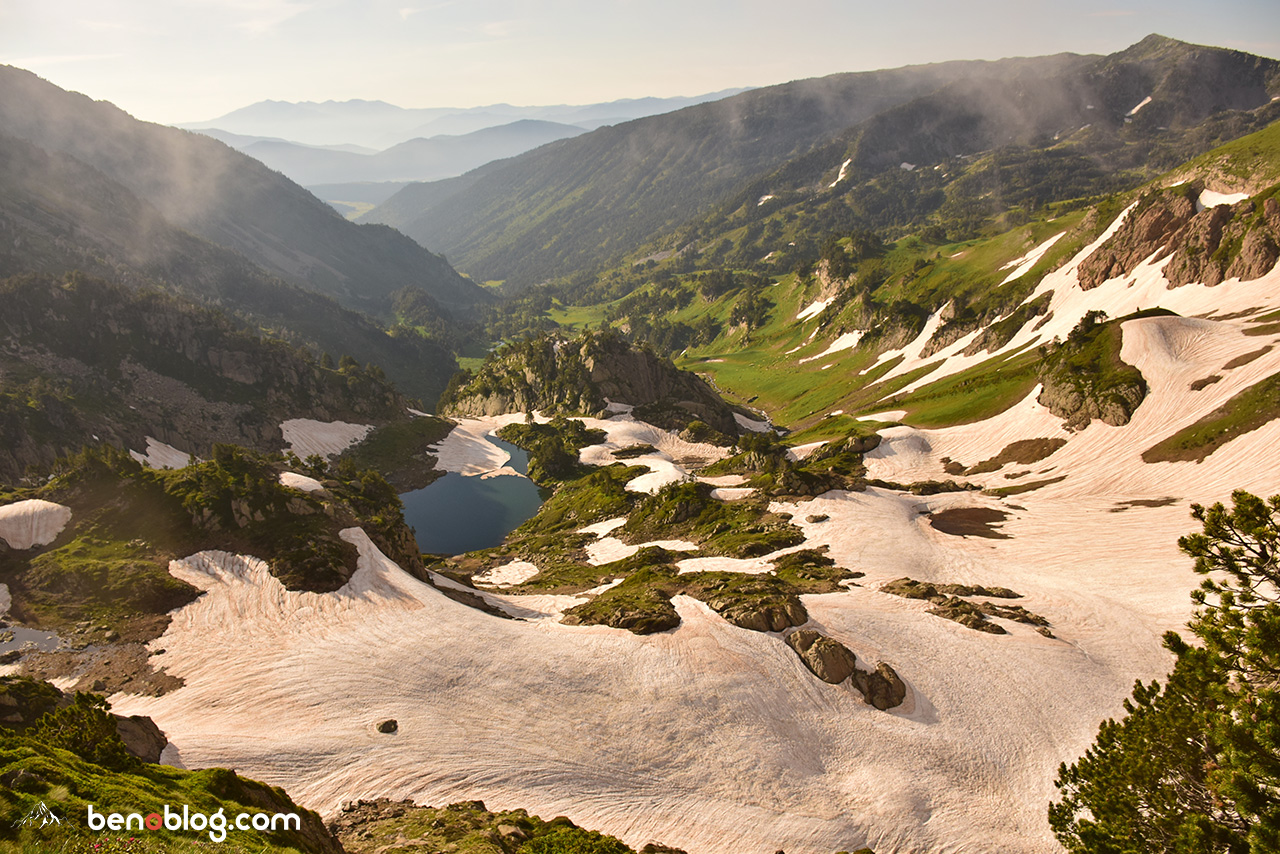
[0, 65, 488, 317]
[367, 35, 1279, 289]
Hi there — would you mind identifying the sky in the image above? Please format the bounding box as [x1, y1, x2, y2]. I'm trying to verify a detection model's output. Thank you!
[4, 0, 1279, 125]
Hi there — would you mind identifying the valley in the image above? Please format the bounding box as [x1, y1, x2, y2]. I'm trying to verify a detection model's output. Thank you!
[0, 30, 1278, 854]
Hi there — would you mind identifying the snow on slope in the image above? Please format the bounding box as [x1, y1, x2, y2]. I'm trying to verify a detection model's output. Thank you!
[829, 158, 851, 188]
[799, 331, 863, 364]
[1198, 189, 1249, 210]
[0, 500, 71, 550]
[577, 415, 729, 493]
[103, 203, 1280, 853]
[431, 414, 529, 478]
[129, 437, 193, 470]
[870, 202, 1280, 398]
[796, 298, 832, 321]
[113, 488, 1185, 854]
[999, 232, 1065, 284]
[108, 311, 1280, 854]
[280, 419, 374, 459]
[1125, 95, 1153, 116]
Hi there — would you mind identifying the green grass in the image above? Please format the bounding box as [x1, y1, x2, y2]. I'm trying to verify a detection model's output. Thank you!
[334, 798, 643, 854]
[883, 348, 1041, 428]
[1143, 371, 1280, 463]
[0, 737, 325, 853]
[1163, 118, 1280, 188]
[20, 533, 195, 634]
[546, 299, 610, 331]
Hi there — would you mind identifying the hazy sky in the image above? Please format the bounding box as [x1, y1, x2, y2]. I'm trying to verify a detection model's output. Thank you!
[5, 0, 1279, 124]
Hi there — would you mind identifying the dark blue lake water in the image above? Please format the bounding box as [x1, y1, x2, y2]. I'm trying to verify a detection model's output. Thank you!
[399, 437, 546, 556]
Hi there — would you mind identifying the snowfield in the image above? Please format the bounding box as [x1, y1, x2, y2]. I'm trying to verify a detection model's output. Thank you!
[129, 437, 193, 470]
[110, 207, 1280, 853]
[0, 499, 71, 550]
[280, 419, 374, 459]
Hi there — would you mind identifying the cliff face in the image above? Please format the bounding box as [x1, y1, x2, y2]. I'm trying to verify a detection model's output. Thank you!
[1078, 185, 1280, 289]
[440, 331, 741, 434]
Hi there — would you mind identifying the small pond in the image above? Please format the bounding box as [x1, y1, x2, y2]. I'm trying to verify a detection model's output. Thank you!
[399, 437, 547, 556]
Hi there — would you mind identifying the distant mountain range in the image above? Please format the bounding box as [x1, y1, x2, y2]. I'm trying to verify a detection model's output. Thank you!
[177, 90, 751, 150]
[359, 35, 1280, 289]
[200, 119, 588, 186]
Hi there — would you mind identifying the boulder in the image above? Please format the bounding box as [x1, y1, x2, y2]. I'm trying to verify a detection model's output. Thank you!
[785, 629, 857, 684]
[853, 662, 908, 711]
[115, 714, 168, 763]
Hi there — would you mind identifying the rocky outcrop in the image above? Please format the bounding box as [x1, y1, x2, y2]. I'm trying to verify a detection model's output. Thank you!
[853, 663, 908, 711]
[1078, 186, 1280, 290]
[440, 331, 741, 435]
[785, 629, 857, 683]
[1037, 369, 1146, 429]
[561, 581, 682, 635]
[784, 630, 907, 709]
[711, 596, 807, 633]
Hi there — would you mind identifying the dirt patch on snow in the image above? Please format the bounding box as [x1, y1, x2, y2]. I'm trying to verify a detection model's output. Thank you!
[928, 507, 1011, 539]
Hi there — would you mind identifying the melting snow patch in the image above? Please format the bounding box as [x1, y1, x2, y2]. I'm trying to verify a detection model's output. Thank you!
[786, 441, 825, 462]
[130, 438, 193, 470]
[586, 538, 698, 566]
[734, 413, 772, 433]
[1126, 95, 1152, 117]
[676, 555, 774, 575]
[577, 517, 627, 537]
[829, 158, 852, 188]
[1197, 190, 1249, 212]
[580, 578, 624, 597]
[797, 299, 832, 321]
[799, 331, 863, 364]
[711, 487, 755, 500]
[280, 419, 374, 459]
[474, 560, 541, 588]
[432, 415, 529, 476]
[279, 472, 325, 493]
[0, 500, 72, 550]
[757, 194, 775, 206]
[999, 233, 1066, 284]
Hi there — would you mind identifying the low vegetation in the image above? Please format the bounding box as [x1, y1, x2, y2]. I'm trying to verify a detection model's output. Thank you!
[496, 417, 607, 485]
[336, 414, 453, 491]
[0, 680, 337, 853]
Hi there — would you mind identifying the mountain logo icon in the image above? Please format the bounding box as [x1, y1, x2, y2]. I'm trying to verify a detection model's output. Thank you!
[16, 802, 62, 829]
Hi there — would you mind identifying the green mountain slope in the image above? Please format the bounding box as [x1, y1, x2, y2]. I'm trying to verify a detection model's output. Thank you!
[0, 65, 489, 317]
[374, 36, 1278, 291]
[0, 273, 416, 484]
[0, 130, 459, 404]
[368, 53, 1094, 285]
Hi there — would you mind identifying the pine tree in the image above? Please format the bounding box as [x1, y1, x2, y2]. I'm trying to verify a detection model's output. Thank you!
[1050, 490, 1280, 853]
